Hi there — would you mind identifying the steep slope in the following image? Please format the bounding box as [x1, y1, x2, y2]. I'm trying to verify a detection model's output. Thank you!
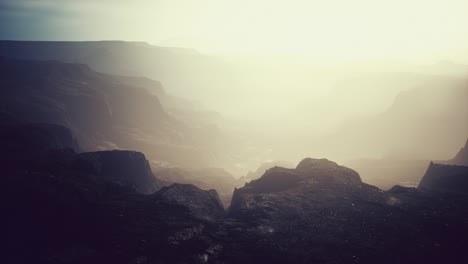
[0, 113, 80, 171]
[0, 40, 232, 104]
[72, 150, 166, 194]
[0, 56, 222, 168]
[0, 56, 163, 148]
[2, 120, 224, 263]
[418, 162, 468, 194]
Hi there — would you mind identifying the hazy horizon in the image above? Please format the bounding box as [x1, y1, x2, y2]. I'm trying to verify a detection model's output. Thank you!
[1, 0, 468, 64]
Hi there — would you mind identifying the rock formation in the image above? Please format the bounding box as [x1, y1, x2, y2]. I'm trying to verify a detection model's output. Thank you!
[418, 161, 468, 194]
[72, 150, 166, 194]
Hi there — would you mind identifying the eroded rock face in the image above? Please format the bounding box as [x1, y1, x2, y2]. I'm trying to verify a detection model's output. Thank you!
[224, 158, 468, 264]
[72, 150, 165, 194]
[418, 162, 468, 194]
[3, 126, 226, 263]
[0, 56, 221, 169]
[0, 117, 80, 171]
[0, 113, 80, 153]
[231, 158, 374, 214]
[152, 184, 225, 222]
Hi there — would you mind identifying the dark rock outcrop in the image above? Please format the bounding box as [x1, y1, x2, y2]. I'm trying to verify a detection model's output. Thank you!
[231, 158, 370, 211]
[224, 158, 468, 264]
[154, 167, 243, 207]
[1, 122, 79, 154]
[72, 150, 166, 194]
[0, 115, 80, 171]
[2, 122, 225, 263]
[296, 157, 362, 182]
[418, 162, 468, 194]
[242, 160, 295, 182]
[152, 183, 225, 222]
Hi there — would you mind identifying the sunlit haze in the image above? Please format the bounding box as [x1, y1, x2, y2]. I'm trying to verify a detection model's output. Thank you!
[1, 0, 468, 63]
[2, 1, 468, 262]
[0, 0, 467, 173]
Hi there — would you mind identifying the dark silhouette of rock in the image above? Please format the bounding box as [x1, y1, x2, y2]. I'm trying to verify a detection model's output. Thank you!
[72, 150, 166, 194]
[0, 114, 80, 172]
[152, 183, 225, 222]
[1, 121, 80, 154]
[154, 167, 242, 207]
[232, 158, 363, 203]
[418, 162, 468, 194]
[387, 185, 419, 194]
[295, 157, 362, 182]
[242, 160, 295, 182]
[2, 121, 225, 263]
[225, 158, 468, 264]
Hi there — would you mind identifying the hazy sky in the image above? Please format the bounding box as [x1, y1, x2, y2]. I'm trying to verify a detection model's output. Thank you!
[1, 0, 468, 63]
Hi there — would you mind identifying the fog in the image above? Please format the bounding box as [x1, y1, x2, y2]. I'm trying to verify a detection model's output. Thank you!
[126, 52, 467, 187]
[179, 56, 468, 171]
[1, 0, 468, 182]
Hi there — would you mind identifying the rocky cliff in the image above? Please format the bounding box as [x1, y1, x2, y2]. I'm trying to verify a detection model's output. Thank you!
[224, 158, 468, 263]
[0, 56, 222, 168]
[72, 150, 166, 194]
[418, 161, 468, 194]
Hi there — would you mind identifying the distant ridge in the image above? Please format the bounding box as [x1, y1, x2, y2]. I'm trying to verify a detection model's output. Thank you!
[448, 138, 468, 166]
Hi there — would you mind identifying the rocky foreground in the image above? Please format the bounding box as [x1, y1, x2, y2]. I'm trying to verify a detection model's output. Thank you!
[221, 158, 468, 263]
[3, 121, 468, 263]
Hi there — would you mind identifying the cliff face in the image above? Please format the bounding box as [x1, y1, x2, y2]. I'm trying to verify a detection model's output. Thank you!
[1, 122, 80, 153]
[418, 162, 468, 194]
[3, 121, 225, 263]
[0, 56, 222, 168]
[72, 150, 166, 194]
[0, 56, 166, 149]
[0, 115, 80, 171]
